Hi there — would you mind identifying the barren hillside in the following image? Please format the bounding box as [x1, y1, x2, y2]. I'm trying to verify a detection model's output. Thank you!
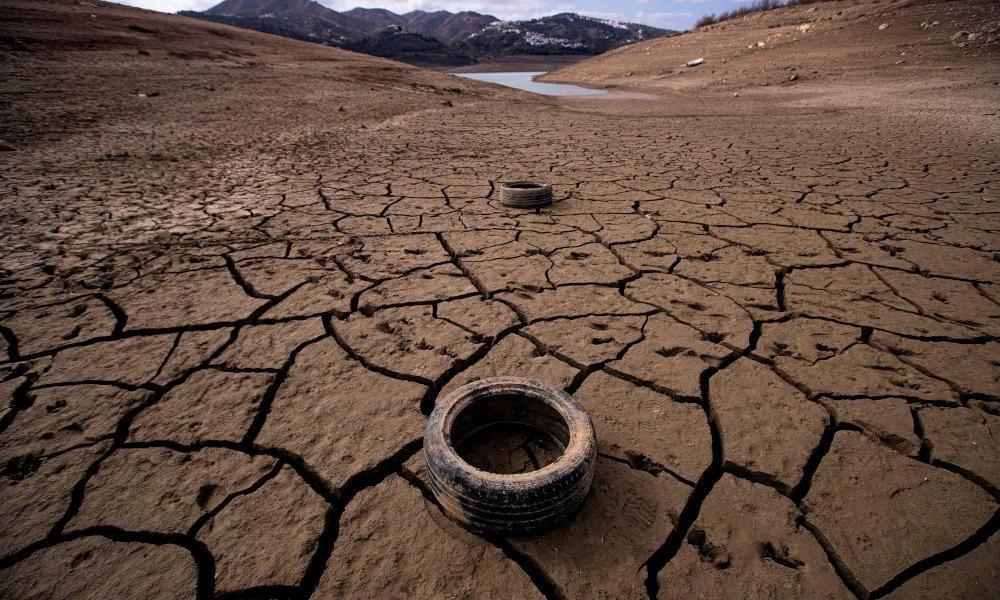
[544, 0, 999, 92]
[0, 0, 514, 157]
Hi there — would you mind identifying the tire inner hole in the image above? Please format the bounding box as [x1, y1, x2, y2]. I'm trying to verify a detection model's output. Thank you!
[451, 393, 570, 475]
[505, 182, 545, 190]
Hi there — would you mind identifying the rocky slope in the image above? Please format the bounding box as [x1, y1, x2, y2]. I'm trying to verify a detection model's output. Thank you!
[184, 0, 671, 66]
[543, 0, 999, 91]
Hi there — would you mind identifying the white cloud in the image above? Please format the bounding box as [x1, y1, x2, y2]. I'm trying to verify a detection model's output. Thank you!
[113, 0, 218, 12]
[635, 10, 697, 29]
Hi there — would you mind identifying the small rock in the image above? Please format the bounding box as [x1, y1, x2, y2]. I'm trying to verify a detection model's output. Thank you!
[756, 41, 766, 47]
[625, 71, 633, 77]
[798, 23, 812, 32]
[337, 106, 345, 112]
[0, 139, 17, 152]
[878, 23, 889, 30]
[967, 32, 980, 41]
[440, 100, 453, 107]
[951, 31, 968, 40]
[686, 58, 704, 67]
[732, 92, 739, 97]
[789, 73, 799, 81]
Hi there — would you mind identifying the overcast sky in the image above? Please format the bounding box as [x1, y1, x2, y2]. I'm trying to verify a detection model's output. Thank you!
[110, 0, 749, 31]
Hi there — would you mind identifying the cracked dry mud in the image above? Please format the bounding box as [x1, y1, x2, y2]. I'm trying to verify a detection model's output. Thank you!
[2, 1, 999, 599]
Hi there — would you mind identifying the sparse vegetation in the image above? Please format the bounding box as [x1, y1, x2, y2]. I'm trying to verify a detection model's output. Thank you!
[694, 0, 829, 29]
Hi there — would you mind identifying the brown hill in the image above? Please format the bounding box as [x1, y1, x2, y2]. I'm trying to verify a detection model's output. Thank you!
[543, 0, 999, 92]
[0, 0, 512, 155]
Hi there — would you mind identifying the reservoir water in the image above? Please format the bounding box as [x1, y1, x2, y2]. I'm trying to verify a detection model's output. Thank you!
[452, 71, 606, 97]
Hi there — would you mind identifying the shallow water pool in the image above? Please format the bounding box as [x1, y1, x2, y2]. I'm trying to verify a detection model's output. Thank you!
[452, 71, 606, 97]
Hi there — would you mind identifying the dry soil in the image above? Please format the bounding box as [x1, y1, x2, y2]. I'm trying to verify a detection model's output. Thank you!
[1, 0, 998, 599]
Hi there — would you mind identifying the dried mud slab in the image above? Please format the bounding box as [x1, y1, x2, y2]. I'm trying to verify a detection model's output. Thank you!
[358, 263, 477, 309]
[658, 475, 852, 599]
[2, 296, 117, 355]
[711, 358, 828, 491]
[436, 296, 519, 341]
[38, 334, 177, 386]
[549, 242, 634, 285]
[1, 384, 149, 455]
[608, 313, 734, 400]
[317, 474, 543, 598]
[510, 457, 692, 599]
[575, 371, 712, 483]
[759, 319, 957, 402]
[886, 533, 999, 600]
[495, 284, 654, 322]
[523, 315, 645, 368]
[255, 337, 426, 490]
[334, 305, 481, 383]
[212, 319, 325, 370]
[151, 329, 233, 386]
[920, 406, 1000, 490]
[68, 446, 276, 534]
[129, 368, 276, 444]
[822, 397, 921, 455]
[871, 333, 1000, 398]
[439, 333, 578, 397]
[196, 465, 327, 594]
[262, 271, 368, 319]
[109, 269, 267, 331]
[626, 273, 754, 349]
[778, 343, 956, 402]
[1, 442, 110, 558]
[0, 536, 198, 600]
[804, 431, 997, 593]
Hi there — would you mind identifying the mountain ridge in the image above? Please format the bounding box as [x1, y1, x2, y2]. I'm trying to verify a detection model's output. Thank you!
[182, 0, 672, 66]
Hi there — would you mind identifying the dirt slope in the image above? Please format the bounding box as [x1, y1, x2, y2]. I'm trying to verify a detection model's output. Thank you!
[543, 0, 999, 91]
[0, 0, 516, 155]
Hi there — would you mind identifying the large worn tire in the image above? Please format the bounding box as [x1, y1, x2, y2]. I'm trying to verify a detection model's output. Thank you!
[499, 181, 553, 208]
[424, 377, 597, 536]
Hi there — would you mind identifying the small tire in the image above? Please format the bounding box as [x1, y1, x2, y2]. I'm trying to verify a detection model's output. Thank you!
[499, 181, 553, 208]
[424, 377, 597, 535]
